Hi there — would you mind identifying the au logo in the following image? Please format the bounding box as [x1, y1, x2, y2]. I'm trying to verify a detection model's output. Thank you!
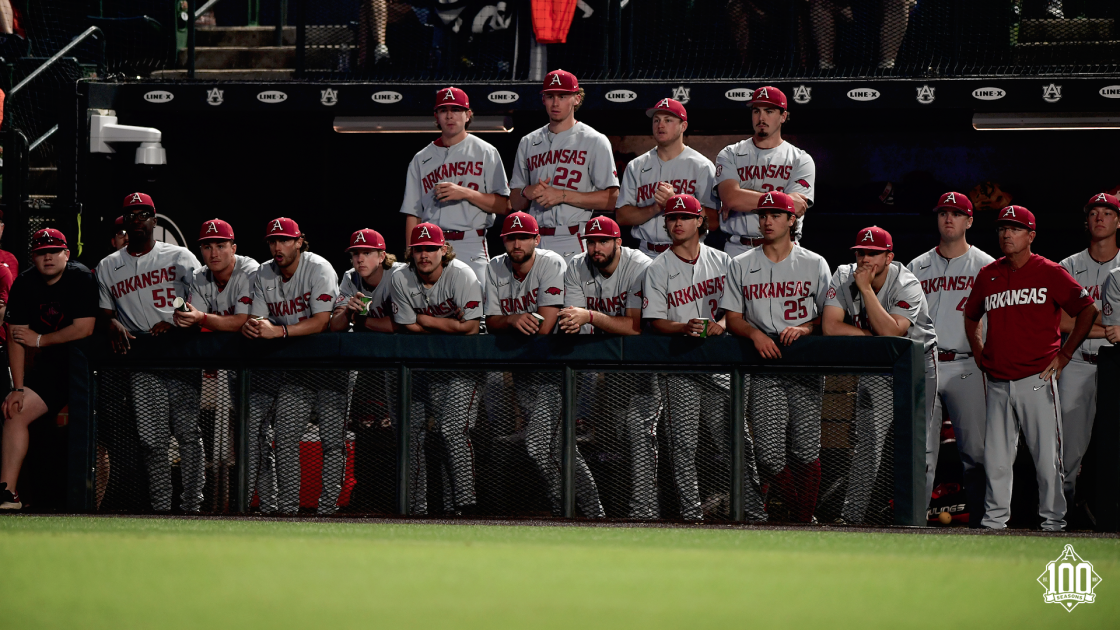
[320, 88, 338, 106]
[916, 85, 935, 104]
[1043, 83, 1062, 103]
[206, 88, 224, 106]
[792, 85, 811, 104]
[671, 85, 690, 105]
[1038, 545, 1101, 612]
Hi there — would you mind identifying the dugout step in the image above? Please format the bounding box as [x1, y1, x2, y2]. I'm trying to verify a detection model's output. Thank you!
[177, 46, 295, 70]
[195, 26, 298, 48]
[1018, 18, 1115, 43]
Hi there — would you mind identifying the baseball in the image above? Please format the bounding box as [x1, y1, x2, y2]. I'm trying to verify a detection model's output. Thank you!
[937, 511, 952, 525]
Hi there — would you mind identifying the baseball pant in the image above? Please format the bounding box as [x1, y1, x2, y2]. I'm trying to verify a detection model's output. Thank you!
[408, 371, 479, 515]
[541, 228, 585, 266]
[453, 237, 490, 286]
[982, 374, 1066, 531]
[841, 351, 937, 523]
[1057, 358, 1096, 508]
[620, 373, 663, 519]
[248, 371, 349, 515]
[934, 356, 988, 527]
[130, 370, 204, 513]
[723, 240, 758, 259]
[663, 373, 747, 520]
[516, 373, 605, 518]
[750, 374, 824, 523]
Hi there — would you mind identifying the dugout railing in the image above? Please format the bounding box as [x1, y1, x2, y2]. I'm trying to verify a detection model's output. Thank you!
[67, 334, 931, 526]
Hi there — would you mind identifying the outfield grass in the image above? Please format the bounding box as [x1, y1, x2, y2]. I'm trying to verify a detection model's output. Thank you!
[0, 516, 1116, 629]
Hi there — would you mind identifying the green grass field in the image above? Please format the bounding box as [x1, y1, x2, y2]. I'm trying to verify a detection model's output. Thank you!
[1, 516, 1116, 629]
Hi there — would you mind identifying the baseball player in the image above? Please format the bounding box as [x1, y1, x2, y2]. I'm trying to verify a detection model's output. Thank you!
[557, 216, 657, 517]
[173, 219, 259, 332]
[714, 86, 815, 257]
[1104, 266, 1120, 352]
[823, 226, 938, 524]
[510, 69, 620, 264]
[1057, 193, 1120, 512]
[401, 87, 511, 283]
[906, 192, 995, 527]
[0, 229, 98, 511]
[723, 192, 832, 523]
[96, 192, 203, 512]
[242, 217, 343, 515]
[0, 209, 17, 276]
[330, 228, 406, 333]
[616, 98, 717, 259]
[964, 205, 1097, 531]
[485, 212, 605, 517]
[111, 215, 128, 251]
[642, 193, 735, 520]
[392, 222, 483, 514]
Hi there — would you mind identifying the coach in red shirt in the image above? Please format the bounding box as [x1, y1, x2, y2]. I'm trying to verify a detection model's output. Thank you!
[964, 205, 1097, 530]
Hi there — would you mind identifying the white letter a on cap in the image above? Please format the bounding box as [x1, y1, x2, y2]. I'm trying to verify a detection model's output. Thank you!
[205, 221, 218, 234]
[762, 192, 773, 206]
[862, 229, 874, 242]
[549, 73, 562, 86]
[1003, 207, 1016, 217]
[672, 197, 686, 210]
[355, 231, 366, 242]
[270, 219, 283, 232]
[130, 192, 143, 204]
[512, 216, 523, 228]
[591, 219, 601, 231]
[443, 88, 455, 101]
[944, 192, 956, 203]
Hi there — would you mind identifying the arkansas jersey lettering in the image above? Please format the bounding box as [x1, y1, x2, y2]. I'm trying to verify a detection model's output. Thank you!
[742, 281, 814, 301]
[667, 276, 726, 308]
[984, 288, 1049, 312]
[635, 179, 698, 204]
[500, 288, 539, 314]
[920, 275, 976, 294]
[421, 161, 485, 194]
[422, 297, 461, 317]
[267, 292, 312, 319]
[586, 292, 628, 315]
[109, 266, 178, 299]
[526, 149, 588, 171]
[737, 164, 793, 182]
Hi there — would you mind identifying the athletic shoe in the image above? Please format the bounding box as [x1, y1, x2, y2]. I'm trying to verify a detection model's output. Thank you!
[0, 482, 22, 511]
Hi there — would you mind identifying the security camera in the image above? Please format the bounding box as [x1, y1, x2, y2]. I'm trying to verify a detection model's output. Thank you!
[90, 113, 166, 165]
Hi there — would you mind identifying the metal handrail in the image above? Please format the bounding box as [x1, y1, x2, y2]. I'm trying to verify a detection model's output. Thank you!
[29, 124, 58, 152]
[9, 25, 104, 98]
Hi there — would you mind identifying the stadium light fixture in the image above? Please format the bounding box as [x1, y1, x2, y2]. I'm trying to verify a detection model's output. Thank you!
[332, 116, 514, 133]
[973, 112, 1120, 131]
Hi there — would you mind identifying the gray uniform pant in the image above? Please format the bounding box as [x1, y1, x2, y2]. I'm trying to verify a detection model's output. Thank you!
[517, 374, 605, 518]
[663, 373, 737, 521]
[750, 374, 824, 521]
[841, 351, 937, 523]
[454, 237, 490, 286]
[541, 230, 585, 266]
[934, 356, 988, 525]
[621, 373, 663, 519]
[1057, 358, 1096, 508]
[248, 371, 348, 515]
[983, 374, 1066, 531]
[408, 372, 479, 515]
[131, 370, 204, 512]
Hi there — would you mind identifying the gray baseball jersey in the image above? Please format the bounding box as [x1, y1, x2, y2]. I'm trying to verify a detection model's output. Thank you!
[617, 147, 716, 246]
[1060, 249, 1120, 360]
[509, 122, 620, 230]
[400, 134, 510, 231]
[642, 244, 730, 323]
[187, 255, 260, 317]
[1104, 267, 1120, 325]
[907, 246, 996, 353]
[564, 246, 650, 319]
[335, 262, 407, 321]
[721, 245, 831, 334]
[485, 248, 567, 316]
[825, 262, 938, 352]
[96, 242, 201, 332]
[248, 251, 339, 325]
[712, 138, 815, 238]
[391, 258, 483, 325]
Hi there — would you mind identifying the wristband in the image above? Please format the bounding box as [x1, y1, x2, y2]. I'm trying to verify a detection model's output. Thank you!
[521, 187, 530, 200]
[282, 325, 289, 338]
[588, 310, 595, 325]
[201, 313, 209, 329]
[15, 388, 23, 392]
[36, 334, 41, 348]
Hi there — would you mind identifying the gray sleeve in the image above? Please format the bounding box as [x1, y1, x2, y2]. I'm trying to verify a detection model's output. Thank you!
[721, 259, 745, 314]
[616, 160, 639, 208]
[890, 280, 925, 323]
[695, 156, 718, 210]
[400, 154, 424, 217]
[712, 147, 738, 202]
[825, 269, 844, 310]
[391, 272, 417, 325]
[537, 257, 566, 309]
[456, 267, 484, 321]
[176, 251, 202, 305]
[96, 261, 114, 311]
[563, 261, 585, 308]
[187, 273, 209, 312]
[786, 151, 816, 205]
[232, 271, 254, 315]
[626, 261, 649, 311]
[642, 262, 669, 320]
[508, 137, 531, 190]
[249, 270, 269, 319]
[309, 262, 339, 315]
[813, 258, 832, 317]
[1103, 270, 1120, 326]
[486, 145, 511, 196]
[587, 133, 620, 190]
[484, 263, 503, 317]
[335, 272, 357, 309]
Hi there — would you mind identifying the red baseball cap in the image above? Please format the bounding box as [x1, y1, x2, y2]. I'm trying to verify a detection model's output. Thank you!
[750, 86, 787, 110]
[1085, 192, 1120, 213]
[851, 226, 893, 252]
[409, 222, 445, 247]
[434, 86, 469, 110]
[934, 191, 973, 217]
[646, 98, 687, 122]
[583, 216, 621, 239]
[994, 205, 1036, 230]
[348, 228, 386, 251]
[198, 218, 235, 242]
[123, 192, 156, 213]
[501, 211, 540, 237]
[114, 216, 126, 231]
[265, 217, 301, 239]
[30, 228, 68, 252]
[541, 69, 579, 93]
[756, 191, 796, 216]
[663, 194, 703, 217]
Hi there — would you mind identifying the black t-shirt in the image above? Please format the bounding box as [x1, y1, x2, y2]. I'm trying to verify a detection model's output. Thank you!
[5, 262, 99, 364]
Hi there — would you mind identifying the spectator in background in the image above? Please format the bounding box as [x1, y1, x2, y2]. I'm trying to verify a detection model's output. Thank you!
[358, 0, 390, 67]
[1, 229, 98, 511]
[0, 210, 19, 275]
[110, 216, 128, 251]
[808, 0, 915, 70]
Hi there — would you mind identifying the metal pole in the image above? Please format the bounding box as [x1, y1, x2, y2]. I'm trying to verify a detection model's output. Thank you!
[275, 0, 287, 47]
[295, 0, 306, 76]
[609, 0, 621, 78]
[730, 367, 745, 522]
[561, 366, 576, 518]
[8, 26, 103, 98]
[234, 367, 250, 513]
[187, 0, 196, 78]
[397, 364, 412, 515]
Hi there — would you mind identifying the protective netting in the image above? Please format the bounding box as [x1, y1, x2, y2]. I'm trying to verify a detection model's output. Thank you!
[93, 365, 895, 525]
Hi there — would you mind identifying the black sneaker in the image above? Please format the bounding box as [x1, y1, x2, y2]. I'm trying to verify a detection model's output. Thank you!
[0, 482, 22, 511]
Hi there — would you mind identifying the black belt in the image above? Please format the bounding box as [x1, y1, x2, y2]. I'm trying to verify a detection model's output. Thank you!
[539, 226, 581, 236]
[724, 233, 764, 247]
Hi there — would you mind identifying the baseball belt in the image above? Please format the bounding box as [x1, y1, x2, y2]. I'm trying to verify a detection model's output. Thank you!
[937, 351, 973, 362]
[1082, 353, 1098, 365]
[538, 226, 581, 236]
[443, 229, 486, 241]
[645, 242, 671, 253]
[725, 234, 764, 247]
